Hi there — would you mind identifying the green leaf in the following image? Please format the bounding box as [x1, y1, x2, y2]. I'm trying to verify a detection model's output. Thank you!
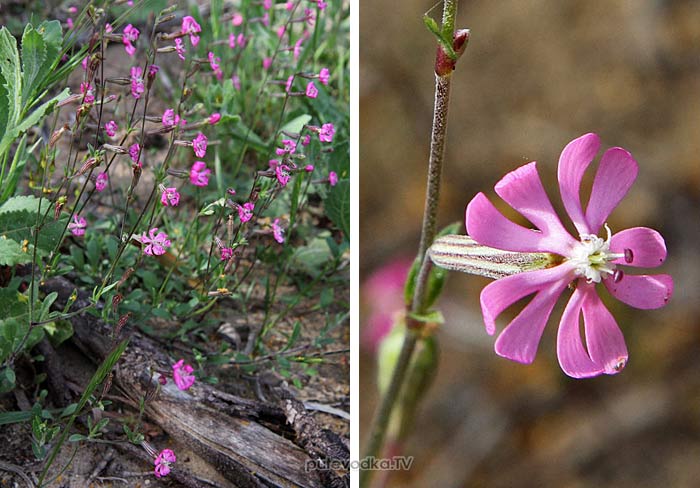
[0, 367, 16, 393]
[0, 195, 69, 266]
[289, 235, 333, 277]
[20, 24, 47, 108]
[0, 26, 22, 134]
[279, 114, 312, 137]
[325, 179, 349, 238]
[0, 87, 70, 161]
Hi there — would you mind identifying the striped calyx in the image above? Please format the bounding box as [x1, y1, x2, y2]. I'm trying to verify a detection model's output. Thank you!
[428, 234, 558, 279]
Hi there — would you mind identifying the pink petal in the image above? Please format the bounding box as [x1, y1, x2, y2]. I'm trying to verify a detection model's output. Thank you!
[557, 284, 628, 378]
[604, 273, 673, 310]
[480, 264, 573, 335]
[610, 227, 667, 268]
[494, 279, 569, 364]
[585, 147, 638, 234]
[581, 286, 628, 375]
[494, 162, 577, 255]
[466, 193, 565, 254]
[557, 133, 600, 236]
[557, 286, 602, 378]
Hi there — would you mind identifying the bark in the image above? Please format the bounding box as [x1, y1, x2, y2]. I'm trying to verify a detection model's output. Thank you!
[42, 277, 348, 488]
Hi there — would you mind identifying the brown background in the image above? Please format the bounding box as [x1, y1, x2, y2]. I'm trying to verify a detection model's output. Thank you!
[360, 1, 700, 486]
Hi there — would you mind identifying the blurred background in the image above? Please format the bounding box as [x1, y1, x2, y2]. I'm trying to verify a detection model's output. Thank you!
[360, 1, 700, 486]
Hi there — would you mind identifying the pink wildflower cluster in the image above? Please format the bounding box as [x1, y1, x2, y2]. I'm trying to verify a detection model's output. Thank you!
[208, 52, 223, 81]
[237, 202, 255, 222]
[181, 16, 201, 46]
[192, 133, 208, 158]
[140, 228, 171, 256]
[105, 120, 118, 138]
[130, 66, 145, 99]
[122, 24, 139, 56]
[272, 218, 285, 244]
[189, 161, 211, 187]
[160, 186, 180, 207]
[95, 172, 108, 192]
[80, 82, 94, 104]
[172, 359, 196, 390]
[162, 108, 182, 128]
[154, 449, 176, 478]
[464, 133, 673, 378]
[68, 215, 87, 237]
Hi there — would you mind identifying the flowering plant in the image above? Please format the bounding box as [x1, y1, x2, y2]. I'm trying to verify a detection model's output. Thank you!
[431, 133, 673, 377]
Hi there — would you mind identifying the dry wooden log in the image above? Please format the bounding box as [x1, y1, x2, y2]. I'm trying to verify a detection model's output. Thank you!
[42, 277, 348, 488]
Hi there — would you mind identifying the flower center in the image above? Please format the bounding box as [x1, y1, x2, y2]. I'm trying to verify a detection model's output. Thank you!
[568, 224, 625, 283]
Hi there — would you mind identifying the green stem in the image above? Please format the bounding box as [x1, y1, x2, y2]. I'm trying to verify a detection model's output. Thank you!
[360, 2, 460, 486]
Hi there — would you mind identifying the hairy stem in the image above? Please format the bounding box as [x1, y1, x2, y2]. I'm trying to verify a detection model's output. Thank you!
[360, 1, 460, 486]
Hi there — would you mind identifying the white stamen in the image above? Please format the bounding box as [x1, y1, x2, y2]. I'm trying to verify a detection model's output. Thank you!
[568, 224, 623, 283]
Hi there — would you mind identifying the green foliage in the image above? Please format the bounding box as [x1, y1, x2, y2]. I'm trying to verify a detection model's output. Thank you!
[0, 21, 69, 204]
[0, 195, 68, 266]
[325, 179, 349, 238]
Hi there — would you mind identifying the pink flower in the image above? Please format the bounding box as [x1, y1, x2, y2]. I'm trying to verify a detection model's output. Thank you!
[68, 215, 87, 237]
[304, 164, 314, 172]
[172, 359, 195, 390]
[263, 0, 272, 10]
[141, 227, 171, 256]
[162, 108, 180, 128]
[269, 159, 280, 169]
[129, 143, 140, 162]
[130, 66, 145, 99]
[293, 36, 305, 60]
[160, 186, 180, 206]
[81, 56, 88, 70]
[220, 246, 233, 260]
[285, 75, 294, 93]
[105, 23, 113, 33]
[80, 82, 94, 104]
[192, 133, 208, 158]
[232, 13, 243, 26]
[302, 135, 311, 146]
[208, 51, 221, 72]
[148, 64, 159, 81]
[236, 33, 247, 48]
[237, 202, 254, 222]
[275, 165, 291, 186]
[228, 33, 237, 49]
[272, 218, 285, 244]
[231, 74, 241, 90]
[277, 25, 286, 38]
[189, 161, 211, 187]
[317, 0, 327, 10]
[208, 113, 221, 125]
[318, 123, 335, 142]
[105, 120, 118, 137]
[286, 1, 294, 11]
[95, 172, 108, 192]
[181, 16, 201, 46]
[361, 259, 412, 353]
[154, 449, 176, 478]
[122, 24, 139, 56]
[305, 82, 318, 99]
[304, 8, 316, 26]
[174, 38, 186, 60]
[262, 57, 273, 70]
[275, 139, 296, 156]
[463, 133, 673, 378]
[319, 67, 330, 85]
[328, 171, 338, 186]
